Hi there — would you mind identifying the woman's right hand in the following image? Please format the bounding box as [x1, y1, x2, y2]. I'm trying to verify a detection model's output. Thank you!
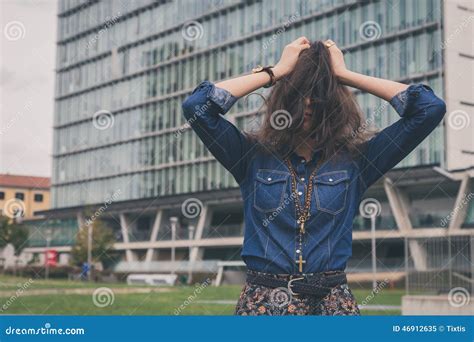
[272, 37, 311, 80]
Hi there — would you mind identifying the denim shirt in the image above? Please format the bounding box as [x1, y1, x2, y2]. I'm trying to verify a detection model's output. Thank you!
[182, 80, 446, 274]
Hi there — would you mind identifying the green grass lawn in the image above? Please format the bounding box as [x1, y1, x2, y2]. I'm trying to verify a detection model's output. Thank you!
[0, 275, 402, 315]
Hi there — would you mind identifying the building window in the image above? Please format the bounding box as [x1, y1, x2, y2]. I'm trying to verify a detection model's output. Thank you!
[34, 194, 44, 202]
[15, 192, 25, 200]
[0, 191, 4, 200]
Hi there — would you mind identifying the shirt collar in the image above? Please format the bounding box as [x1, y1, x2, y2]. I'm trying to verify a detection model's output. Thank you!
[290, 147, 322, 164]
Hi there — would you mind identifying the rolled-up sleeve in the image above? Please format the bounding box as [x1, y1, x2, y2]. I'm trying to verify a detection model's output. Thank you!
[358, 83, 447, 191]
[182, 80, 254, 184]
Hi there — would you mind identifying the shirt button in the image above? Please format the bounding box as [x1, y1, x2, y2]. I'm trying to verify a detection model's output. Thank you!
[300, 177, 305, 181]
[296, 249, 301, 254]
[328, 178, 333, 182]
[298, 191, 303, 196]
[300, 159, 305, 163]
[267, 177, 272, 181]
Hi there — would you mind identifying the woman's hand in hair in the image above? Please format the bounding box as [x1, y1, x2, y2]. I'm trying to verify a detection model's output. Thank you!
[273, 37, 311, 80]
[325, 40, 348, 78]
[214, 37, 309, 98]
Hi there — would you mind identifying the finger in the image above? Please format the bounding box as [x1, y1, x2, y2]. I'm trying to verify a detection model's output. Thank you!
[299, 43, 311, 51]
[324, 39, 336, 48]
[294, 36, 310, 45]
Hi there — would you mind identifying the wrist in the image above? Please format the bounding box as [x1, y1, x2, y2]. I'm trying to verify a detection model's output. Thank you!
[271, 65, 288, 81]
[335, 68, 353, 84]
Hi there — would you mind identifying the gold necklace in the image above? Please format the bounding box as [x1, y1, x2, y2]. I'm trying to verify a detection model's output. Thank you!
[284, 158, 320, 272]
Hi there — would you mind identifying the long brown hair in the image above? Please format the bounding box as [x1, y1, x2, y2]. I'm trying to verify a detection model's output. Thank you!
[247, 40, 369, 162]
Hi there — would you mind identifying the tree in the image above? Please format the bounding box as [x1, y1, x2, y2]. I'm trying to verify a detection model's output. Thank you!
[0, 215, 29, 256]
[71, 219, 115, 267]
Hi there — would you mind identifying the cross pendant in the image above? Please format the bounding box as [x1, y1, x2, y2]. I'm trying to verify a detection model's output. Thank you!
[299, 220, 305, 234]
[295, 255, 306, 273]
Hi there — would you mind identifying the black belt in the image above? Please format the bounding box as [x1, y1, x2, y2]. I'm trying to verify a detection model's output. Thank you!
[246, 270, 347, 297]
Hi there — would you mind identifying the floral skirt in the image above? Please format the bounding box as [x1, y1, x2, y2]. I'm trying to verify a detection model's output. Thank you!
[234, 272, 361, 316]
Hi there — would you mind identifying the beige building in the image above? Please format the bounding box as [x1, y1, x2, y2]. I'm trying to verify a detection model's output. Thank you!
[0, 174, 50, 220]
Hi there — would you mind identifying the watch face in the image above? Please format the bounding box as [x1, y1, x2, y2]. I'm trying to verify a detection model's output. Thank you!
[252, 65, 263, 73]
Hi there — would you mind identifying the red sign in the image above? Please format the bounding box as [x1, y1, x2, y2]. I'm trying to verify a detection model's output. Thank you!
[45, 249, 58, 266]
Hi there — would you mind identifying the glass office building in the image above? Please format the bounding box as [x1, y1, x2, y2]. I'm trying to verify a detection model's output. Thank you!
[35, 0, 473, 272]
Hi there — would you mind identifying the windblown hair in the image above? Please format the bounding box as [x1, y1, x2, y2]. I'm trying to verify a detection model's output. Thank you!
[247, 40, 369, 163]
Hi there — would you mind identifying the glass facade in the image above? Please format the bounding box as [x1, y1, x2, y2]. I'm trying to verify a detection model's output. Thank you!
[24, 218, 79, 247]
[52, 0, 445, 208]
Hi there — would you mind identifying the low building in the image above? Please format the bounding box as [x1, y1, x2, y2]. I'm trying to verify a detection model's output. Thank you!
[0, 174, 50, 220]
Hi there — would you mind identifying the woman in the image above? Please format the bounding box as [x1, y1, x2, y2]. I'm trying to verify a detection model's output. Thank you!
[182, 37, 446, 315]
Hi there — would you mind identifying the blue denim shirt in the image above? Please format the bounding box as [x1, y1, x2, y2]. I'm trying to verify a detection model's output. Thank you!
[182, 80, 446, 274]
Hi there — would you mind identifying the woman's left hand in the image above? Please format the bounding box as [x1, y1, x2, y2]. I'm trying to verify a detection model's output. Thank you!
[325, 40, 348, 78]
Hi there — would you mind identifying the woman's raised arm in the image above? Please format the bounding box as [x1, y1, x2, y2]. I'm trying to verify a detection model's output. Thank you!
[326, 40, 446, 191]
[215, 36, 311, 97]
[326, 40, 408, 100]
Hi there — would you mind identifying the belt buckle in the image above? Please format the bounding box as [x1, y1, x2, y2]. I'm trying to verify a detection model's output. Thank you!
[287, 276, 304, 296]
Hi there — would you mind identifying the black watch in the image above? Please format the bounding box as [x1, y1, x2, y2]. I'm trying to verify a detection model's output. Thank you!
[252, 65, 276, 88]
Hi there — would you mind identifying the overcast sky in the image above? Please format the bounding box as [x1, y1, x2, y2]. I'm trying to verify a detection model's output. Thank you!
[1, 0, 56, 177]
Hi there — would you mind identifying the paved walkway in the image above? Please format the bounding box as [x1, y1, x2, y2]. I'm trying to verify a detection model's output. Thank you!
[0, 287, 172, 297]
[196, 300, 401, 311]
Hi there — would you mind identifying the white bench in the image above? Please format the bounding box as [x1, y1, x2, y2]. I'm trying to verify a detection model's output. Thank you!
[214, 261, 246, 286]
[126, 274, 178, 286]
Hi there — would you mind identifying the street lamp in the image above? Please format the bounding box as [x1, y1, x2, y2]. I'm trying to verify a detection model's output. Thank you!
[87, 221, 93, 281]
[187, 224, 195, 284]
[45, 228, 53, 280]
[359, 198, 381, 291]
[169, 217, 178, 275]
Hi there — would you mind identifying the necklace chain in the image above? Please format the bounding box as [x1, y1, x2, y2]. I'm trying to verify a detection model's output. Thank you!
[284, 158, 319, 228]
[284, 157, 320, 273]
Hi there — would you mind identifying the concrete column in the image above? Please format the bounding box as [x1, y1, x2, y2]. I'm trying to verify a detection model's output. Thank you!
[189, 205, 210, 264]
[145, 210, 163, 262]
[384, 178, 428, 270]
[449, 174, 471, 231]
[119, 213, 135, 262]
[384, 178, 412, 231]
[76, 211, 86, 230]
[408, 239, 428, 271]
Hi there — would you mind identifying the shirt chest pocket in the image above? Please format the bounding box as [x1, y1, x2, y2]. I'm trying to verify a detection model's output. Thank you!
[253, 170, 289, 213]
[313, 171, 349, 215]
